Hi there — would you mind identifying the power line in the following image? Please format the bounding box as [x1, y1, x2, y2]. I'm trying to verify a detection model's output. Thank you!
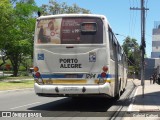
[129, 0, 139, 40]
[130, 0, 149, 98]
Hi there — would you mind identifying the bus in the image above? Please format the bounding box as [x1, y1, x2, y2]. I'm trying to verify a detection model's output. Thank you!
[33, 14, 128, 98]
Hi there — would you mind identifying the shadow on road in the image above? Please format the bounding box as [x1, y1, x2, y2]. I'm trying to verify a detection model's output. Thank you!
[28, 97, 115, 112]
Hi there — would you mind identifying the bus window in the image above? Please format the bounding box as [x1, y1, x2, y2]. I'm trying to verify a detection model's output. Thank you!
[109, 30, 114, 60]
[118, 46, 122, 64]
[36, 17, 103, 44]
[81, 22, 97, 32]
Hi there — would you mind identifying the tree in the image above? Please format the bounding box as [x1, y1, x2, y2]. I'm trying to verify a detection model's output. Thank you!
[10, 0, 38, 76]
[40, 0, 91, 15]
[0, 0, 38, 76]
[0, 0, 13, 68]
[122, 36, 141, 76]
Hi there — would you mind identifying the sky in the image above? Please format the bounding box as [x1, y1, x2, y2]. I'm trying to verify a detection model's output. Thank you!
[35, 0, 160, 58]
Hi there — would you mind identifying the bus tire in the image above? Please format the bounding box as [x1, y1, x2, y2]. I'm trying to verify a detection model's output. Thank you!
[115, 80, 121, 100]
[119, 80, 122, 96]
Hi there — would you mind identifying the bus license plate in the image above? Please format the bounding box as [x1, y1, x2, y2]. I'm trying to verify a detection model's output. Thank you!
[65, 74, 77, 78]
[63, 87, 79, 92]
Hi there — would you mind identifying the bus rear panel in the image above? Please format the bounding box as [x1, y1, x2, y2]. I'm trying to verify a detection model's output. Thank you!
[33, 14, 126, 98]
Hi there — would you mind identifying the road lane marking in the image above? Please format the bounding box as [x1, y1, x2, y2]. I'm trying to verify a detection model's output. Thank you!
[10, 102, 41, 110]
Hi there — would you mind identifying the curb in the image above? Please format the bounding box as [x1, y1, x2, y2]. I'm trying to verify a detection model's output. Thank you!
[127, 86, 139, 112]
[126, 79, 140, 112]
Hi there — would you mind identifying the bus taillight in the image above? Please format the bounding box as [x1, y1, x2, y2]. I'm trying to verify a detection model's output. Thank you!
[99, 66, 108, 84]
[102, 66, 108, 72]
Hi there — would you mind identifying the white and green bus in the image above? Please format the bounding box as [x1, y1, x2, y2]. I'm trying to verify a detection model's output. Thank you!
[33, 14, 128, 98]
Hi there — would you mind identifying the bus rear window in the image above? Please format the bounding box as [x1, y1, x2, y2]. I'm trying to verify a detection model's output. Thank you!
[81, 22, 97, 32]
[37, 17, 103, 44]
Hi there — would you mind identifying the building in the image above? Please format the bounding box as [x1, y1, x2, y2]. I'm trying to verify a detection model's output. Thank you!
[145, 58, 160, 79]
[151, 21, 160, 58]
[144, 22, 160, 79]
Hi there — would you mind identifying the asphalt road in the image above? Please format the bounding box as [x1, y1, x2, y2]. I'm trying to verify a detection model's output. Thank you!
[0, 80, 135, 120]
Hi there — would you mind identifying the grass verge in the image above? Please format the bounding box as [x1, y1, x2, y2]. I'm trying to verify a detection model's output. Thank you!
[0, 76, 33, 81]
[0, 80, 34, 91]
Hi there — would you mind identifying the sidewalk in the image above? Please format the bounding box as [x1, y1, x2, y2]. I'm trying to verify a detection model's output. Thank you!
[123, 79, 160, 120]
[0, 71, 12, 77]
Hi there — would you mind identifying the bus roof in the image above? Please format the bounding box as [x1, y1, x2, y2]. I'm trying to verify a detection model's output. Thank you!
[37, 14, 108, 22]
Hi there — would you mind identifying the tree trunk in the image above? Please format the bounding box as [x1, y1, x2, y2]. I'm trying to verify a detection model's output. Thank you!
[12, 64, 19, 77]
[9, 53, 20, 77]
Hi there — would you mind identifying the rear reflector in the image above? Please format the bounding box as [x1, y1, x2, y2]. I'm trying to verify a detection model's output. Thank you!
[35, 72, 41, 78]
[99, 78, 104, 84]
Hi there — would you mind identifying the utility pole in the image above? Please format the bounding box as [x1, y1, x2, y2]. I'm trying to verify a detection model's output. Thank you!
[130, 0, 149, 97]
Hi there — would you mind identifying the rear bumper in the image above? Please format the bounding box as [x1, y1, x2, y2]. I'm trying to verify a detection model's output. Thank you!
[34, 83, 112, 97]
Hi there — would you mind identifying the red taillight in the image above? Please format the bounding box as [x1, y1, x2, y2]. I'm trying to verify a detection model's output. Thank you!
[35, 72, 41, 78]
[103, 66, 108, 72]
[101, 72, 106, 78]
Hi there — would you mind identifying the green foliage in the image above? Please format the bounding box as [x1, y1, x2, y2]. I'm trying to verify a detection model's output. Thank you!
[19, 65, 26, 71]
[0, 0, 12, 25]
[0, 0, 38, 76]
[0, 0, 13, 48]
[19, 71, 29, 76]
[40, 0, 91, 15]
[122, 36, 141, 76]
